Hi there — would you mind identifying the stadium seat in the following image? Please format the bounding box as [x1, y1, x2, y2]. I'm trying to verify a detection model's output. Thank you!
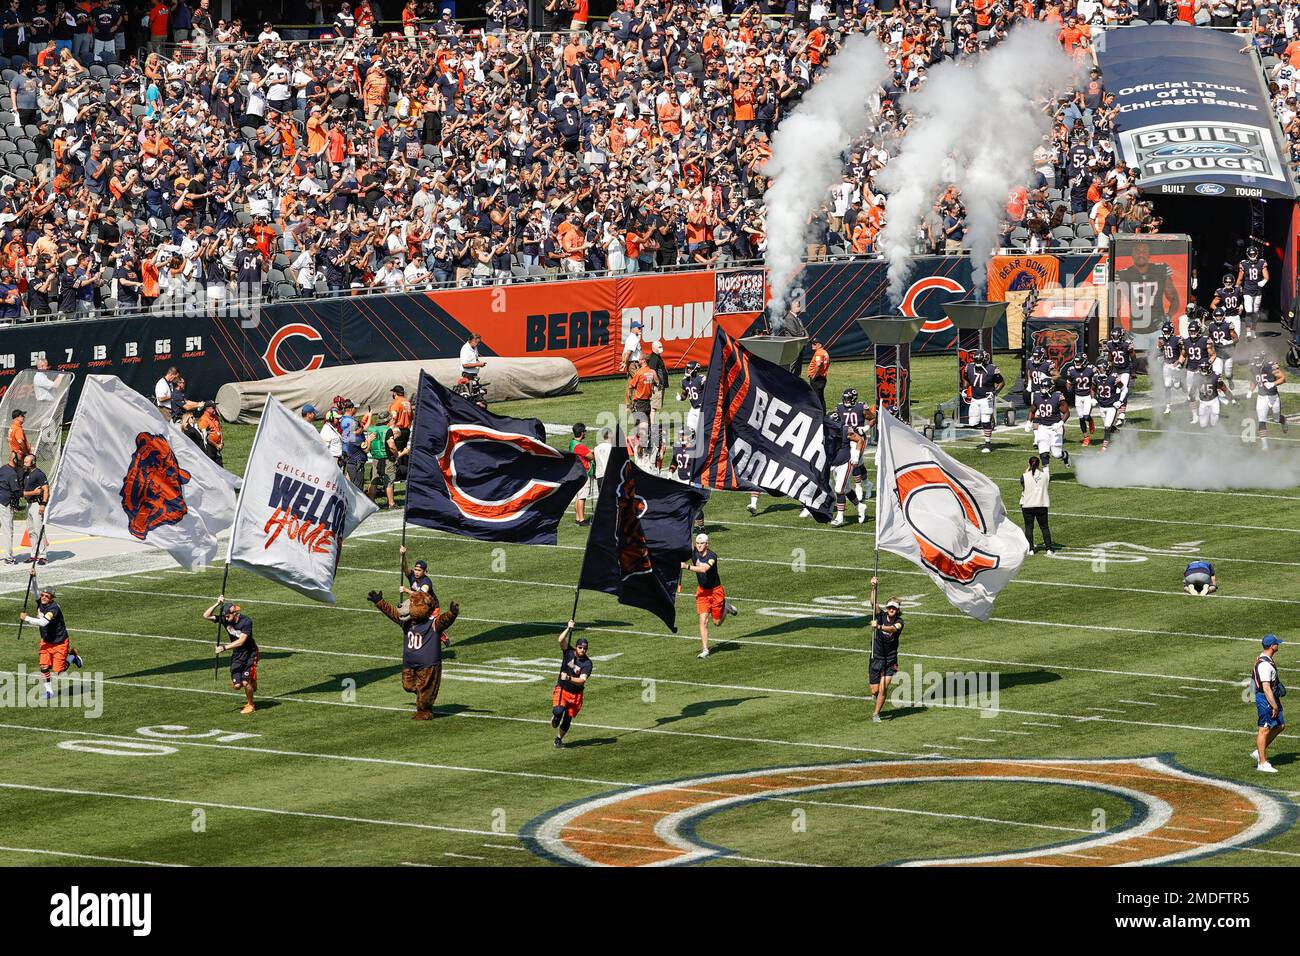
[1076, 222, 1096, 238]
[106, 64, 122, 78]
[275, 282, 298, 300]
[1051, 225, 1074, 241]
[273, 253, 291, 269]
[89, 65, 107, 79]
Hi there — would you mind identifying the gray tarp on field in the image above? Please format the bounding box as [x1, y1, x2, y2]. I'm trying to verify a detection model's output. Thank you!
[215, 357, 580, 424]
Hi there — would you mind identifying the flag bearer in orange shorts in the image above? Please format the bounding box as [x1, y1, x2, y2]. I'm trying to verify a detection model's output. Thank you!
[682, 532, 737, 660]
[19, 577, 83, 701]
[552, 619, 591, 749]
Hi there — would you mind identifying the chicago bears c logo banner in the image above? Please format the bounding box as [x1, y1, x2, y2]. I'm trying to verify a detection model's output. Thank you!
[405, 371, 588, 545]
[578, 446, 706, 631]
[874, 408, 1028, 621]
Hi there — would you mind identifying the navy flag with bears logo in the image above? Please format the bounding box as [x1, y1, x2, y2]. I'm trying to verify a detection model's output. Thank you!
[577, 446, 706, 632]
[404, 371, 588, 545]
[692, 328, 844, 522]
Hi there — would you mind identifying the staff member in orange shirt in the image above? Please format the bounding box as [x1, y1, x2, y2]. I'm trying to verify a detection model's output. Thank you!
[388, 383, 413, 482]
[629, 359, 658, 460]
[807, 336, 830, 410]
[7, 410, 28, 466]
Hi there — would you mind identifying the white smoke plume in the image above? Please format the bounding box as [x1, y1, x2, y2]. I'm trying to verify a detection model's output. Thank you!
[762, 33, 889, 326]
[878, 22, 1080, 302]
[1075, 423, 1300, 490]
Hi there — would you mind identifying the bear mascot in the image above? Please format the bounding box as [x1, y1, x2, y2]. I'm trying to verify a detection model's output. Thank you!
[367, 589, 458, 720]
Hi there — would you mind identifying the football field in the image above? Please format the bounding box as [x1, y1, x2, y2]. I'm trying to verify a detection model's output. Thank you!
[2, 356, 1298, 868]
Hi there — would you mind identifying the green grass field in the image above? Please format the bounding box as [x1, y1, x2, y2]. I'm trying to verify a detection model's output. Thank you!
[2, 355, 1298, 868]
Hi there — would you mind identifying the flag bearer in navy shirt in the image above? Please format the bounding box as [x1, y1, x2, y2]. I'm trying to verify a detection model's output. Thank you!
[682, 532, 737, 660]
[552, 620, 591, 749]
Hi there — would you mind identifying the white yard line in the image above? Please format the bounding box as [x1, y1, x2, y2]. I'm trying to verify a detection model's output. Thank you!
[1116, 700, 1160, 707]
[0, 845, 184, 867]
[1148, 693, 1189, 700]
[956, 736, 996, 743]
[1087, 707, 1127, 714]
[1021, 722, 1062, 728]
[0, 782, 516, 839]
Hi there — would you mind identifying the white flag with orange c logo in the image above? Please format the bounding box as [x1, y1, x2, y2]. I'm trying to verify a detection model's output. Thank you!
[875, 408, 1029, 621]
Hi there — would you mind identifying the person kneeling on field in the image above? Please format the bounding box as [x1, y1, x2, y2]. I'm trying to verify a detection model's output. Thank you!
[1183, 559, 1217, 596]
[367, 588, 459, 720]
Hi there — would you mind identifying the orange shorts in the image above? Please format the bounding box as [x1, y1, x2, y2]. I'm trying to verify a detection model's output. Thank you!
[39, 640, 68, 674]
[696, 585, 726, 623]
[552, 684, 583, 718]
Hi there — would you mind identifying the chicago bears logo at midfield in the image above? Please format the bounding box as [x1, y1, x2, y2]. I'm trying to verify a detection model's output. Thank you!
[120, 432, 192, 540]
[437, 424, 576, 522]
[893, 462, 999, 583]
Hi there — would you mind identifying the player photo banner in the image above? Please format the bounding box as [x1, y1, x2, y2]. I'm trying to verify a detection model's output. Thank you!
[1109, 235, 1189, 342]
[226, 396, 378, 603]
[45, 375, 239, 570]
[405, 370, 588, 545]
[875, 408, 1028, 621]
[713, 268, 767, 316]
[577, 446, 707, 632]
[693, 328, 844, 520]
[1101, 26, 1296, 200]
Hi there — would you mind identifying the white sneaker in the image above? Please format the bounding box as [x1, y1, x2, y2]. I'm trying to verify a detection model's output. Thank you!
[697, 648, 710, 659]
[857, 503, 866, 523]
[871, 714, 882, 723]
[1258, 761, 1278, 773]
[1251, 749, 1260, 762]
[980, 445, 991, 454]
[725, 602, 738, 617]
[747, 503, 759, 516]
[1164, 404, 1171, 415]
[42, 685, 53, 701]
[831, 514, 844, 527]
[798, 508, 811, 518]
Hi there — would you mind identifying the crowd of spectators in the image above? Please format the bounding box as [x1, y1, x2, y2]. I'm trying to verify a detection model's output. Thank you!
[0, 0, 1286, 323]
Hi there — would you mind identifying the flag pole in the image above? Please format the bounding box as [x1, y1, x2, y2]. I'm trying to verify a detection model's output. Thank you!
[214, 562, 231, 683]
[570, 585, 581, 625]
[15, 529, 43, 640]
[400, 372, 425, 589]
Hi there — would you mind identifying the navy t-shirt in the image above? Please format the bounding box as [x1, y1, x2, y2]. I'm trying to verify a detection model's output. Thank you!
[694, 549, 721, 589]
[556, 646, 592, 690]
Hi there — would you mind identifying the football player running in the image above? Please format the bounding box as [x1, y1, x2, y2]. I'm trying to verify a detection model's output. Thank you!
[1248, 351, 1289, 449]
[1155, 319, 1185, 416]
[1064, 352, 1098, 446]
[677, 360, 705, 437]
[1236, 244, 1269, 340]
[826, 388, 873, 526]
[1206, 307, 1240, 397]
[1104, 326, 1136, 426]
[1029, 380, 1072, 467]
[1023, 347, 1053, 433]
[965, 349, 1005, 454]
[1180, 314, 1215, 423]
[1211, 273, 1244, 336]
[1191, 360, 1232, 429]
[1092, 356, 1124, 451]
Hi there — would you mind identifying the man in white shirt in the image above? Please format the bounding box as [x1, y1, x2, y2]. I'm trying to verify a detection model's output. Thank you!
[32, 356, 63, 403]
[319, 408, 343, 462]
[154, 366, 179, 413]
[620, 320, 643, 373]
[374, 258, 405, 290]
[460, 332, 485, 379]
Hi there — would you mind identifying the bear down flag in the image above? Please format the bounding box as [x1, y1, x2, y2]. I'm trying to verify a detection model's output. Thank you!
[578, 446, 707, 631]
[404, 371, 588, 545]
[45, 375, 239, 570]
[875, 408, 1028, 621]
[692, 328, 843, 520]
[226, 396, 379, 603]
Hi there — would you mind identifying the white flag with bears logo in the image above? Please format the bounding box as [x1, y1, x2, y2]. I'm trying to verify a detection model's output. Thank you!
[874, 408, 1028, 621]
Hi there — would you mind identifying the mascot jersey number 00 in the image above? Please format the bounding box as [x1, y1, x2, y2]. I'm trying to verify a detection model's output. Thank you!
[367, 589, 459, 720]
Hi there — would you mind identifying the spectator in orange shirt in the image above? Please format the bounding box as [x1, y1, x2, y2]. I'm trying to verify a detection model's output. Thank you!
[363, 63, 389, 124]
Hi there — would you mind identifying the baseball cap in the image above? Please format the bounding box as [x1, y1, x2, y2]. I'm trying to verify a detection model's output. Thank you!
[630, 320, 642, 329]
[391, 384, 405, 395]
[574, 636, 589, 648]
[884, 598, 901, 610]
[302, 403, 317, 415]
[1263, 634, 1284, 648]
[11, 409, 23, 418]
[38, 585, 54, 597]
[413, 559, 428, 570]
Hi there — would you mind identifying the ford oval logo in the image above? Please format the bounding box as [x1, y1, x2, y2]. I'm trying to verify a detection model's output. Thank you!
[1149, 144, 1250, 157]
[1196, 183, 1226, 195]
